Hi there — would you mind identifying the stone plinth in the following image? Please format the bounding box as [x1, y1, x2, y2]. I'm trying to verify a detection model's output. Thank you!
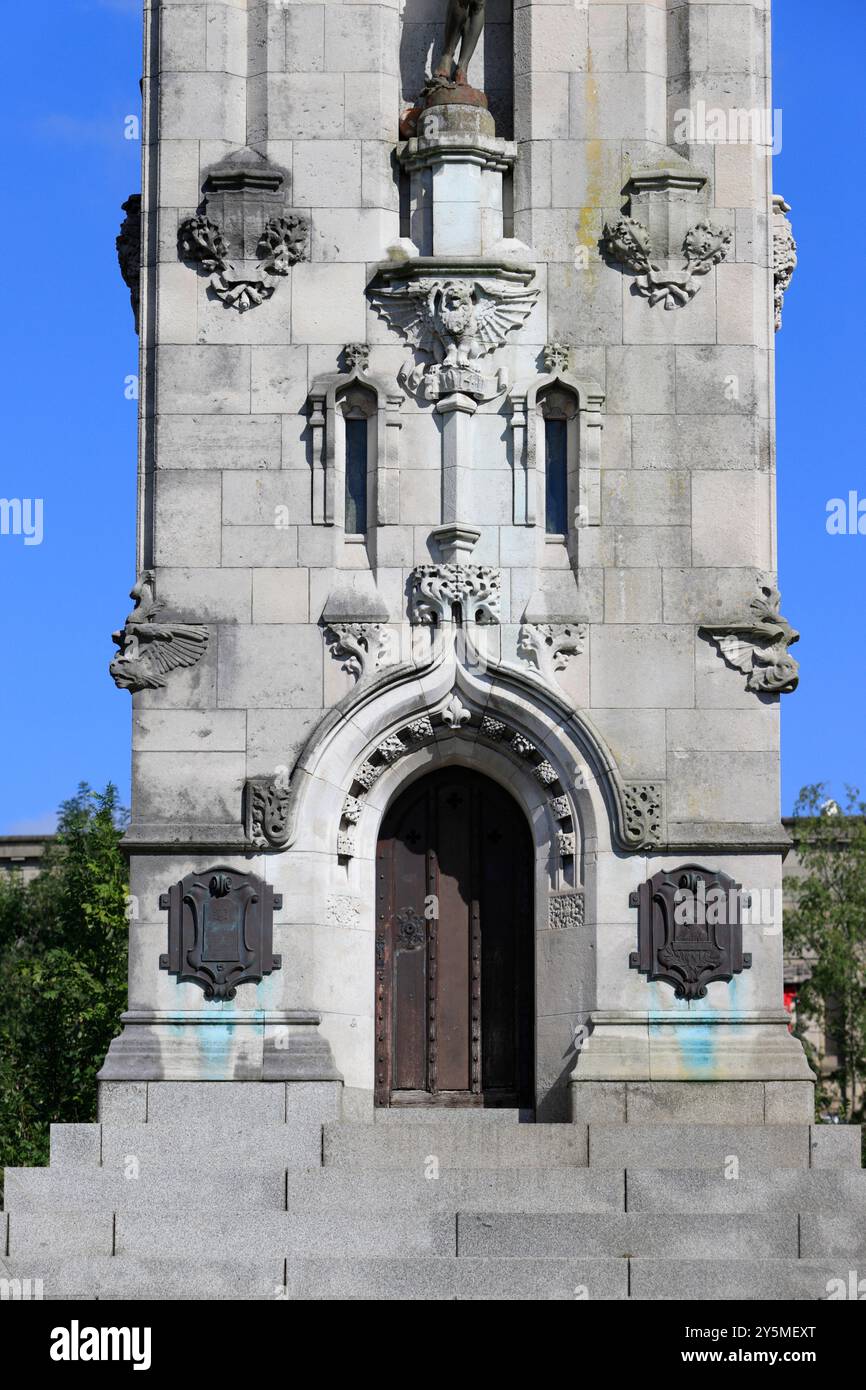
[400, 102, 515, 257]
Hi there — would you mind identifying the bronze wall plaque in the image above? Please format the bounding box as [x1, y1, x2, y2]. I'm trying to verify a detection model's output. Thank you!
[629, 865, 752, 1001]
[159, 867, 282, 1001]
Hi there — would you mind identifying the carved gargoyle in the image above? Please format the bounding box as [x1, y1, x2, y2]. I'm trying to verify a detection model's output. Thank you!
[368, 276, 538, 400]
[602, 215, 732, 309]
[110, 571, 208, 693]
[700, 580, 800, 695]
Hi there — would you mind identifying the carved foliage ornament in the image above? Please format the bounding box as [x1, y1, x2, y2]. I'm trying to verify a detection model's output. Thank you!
[772, 197, 797, 332]
[116, 194, 141, 333]
[325, 622, 397, 680]
[110, 571, 208, 693]
[629, 865, 752, 1001]
[621, 783, 664, 849]
[178, 153, 308, 312]
[700, 579, 800, 695]
[158, 866, 282, 1001]
[602, 215, 732, 309]
[518, 622, 588, 684]
[368, 276, 538, 400]
[411, 563, 501, 625]
[179, 211, 307, 310]
[244, 776, 291, 850]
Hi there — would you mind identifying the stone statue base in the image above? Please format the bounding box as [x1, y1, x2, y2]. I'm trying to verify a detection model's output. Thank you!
[400, 80, 491, 139]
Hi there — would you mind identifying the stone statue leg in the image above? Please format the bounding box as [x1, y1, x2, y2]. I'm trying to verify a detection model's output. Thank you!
[454, 0, 485, 85]
[433, 0, 470, 80]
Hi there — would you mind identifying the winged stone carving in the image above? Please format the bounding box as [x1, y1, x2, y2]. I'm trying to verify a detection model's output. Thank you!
[110, 571, 209, 693]
[700, 580, 800, 695]
[368, 277, 538, 399]
[602, 215, 732, 309]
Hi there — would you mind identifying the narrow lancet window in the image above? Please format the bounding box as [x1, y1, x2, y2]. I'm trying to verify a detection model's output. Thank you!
[345, 416, 368, 536]
[544, 416, 568, 536]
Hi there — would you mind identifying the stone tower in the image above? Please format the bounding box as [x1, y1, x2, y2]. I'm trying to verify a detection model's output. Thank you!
[4, 2, 862, 1303]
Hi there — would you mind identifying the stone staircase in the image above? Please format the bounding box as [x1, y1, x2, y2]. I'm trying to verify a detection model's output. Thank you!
[3, 1090, 864, 1300]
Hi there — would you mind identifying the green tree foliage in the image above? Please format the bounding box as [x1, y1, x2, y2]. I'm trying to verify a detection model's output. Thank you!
[785, 785, 866, 1123]
[0, 785, 128, 1170]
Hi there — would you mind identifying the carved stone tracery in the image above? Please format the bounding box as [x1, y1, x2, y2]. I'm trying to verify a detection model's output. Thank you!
[410, 563, 501, 625]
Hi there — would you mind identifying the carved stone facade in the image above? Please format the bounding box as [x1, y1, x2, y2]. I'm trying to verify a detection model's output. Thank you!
[92, 2, 813, 1140]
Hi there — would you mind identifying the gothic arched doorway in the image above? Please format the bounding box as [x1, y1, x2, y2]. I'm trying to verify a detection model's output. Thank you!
[375, 766, 534, 1108]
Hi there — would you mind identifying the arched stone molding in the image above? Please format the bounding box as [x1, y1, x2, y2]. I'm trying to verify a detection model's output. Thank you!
[275, 628, 663, 861]
[308, 355, 403, 564]
[507, 370, 604, 567]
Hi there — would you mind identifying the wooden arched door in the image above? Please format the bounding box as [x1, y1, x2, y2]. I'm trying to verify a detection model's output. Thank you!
[375, 766, 534, 1108]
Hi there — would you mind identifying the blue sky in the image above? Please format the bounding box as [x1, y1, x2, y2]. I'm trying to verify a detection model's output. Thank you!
[0, 1, 862, 832]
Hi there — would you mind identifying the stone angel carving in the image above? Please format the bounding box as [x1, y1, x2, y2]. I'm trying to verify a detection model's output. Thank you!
[369, 276, 538, 398]
[110, 571, 209, 693]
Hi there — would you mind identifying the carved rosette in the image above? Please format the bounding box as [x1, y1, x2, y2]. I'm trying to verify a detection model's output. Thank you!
[110, 571, 208, 693]
[700, 579, 800, 695]
[518, 622, 588, 685]
[629, 865, 752, 1000]
[325, 622, 397, 680]
[621, 783, 664, 849]
[602, 214, 732, 309]
[244, 776, 291, 850]
[772, 197, 797, 332]
[411, 563, 501, 626]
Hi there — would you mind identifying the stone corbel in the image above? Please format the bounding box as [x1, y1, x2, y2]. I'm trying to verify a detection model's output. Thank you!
[110, 571, 208, 693]
[367, 257, 538, 404]
[601, 166, 732, 309]
[410, 562, 501, 625]
[700, 578, 800, 695]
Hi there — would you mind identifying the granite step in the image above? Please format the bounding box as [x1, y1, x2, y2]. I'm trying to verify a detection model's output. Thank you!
[625, 1167, 866, 1213]
[588, 1123, 834, 1170]
[456, 1211, 798, 1260]
[322, 1122, 587, 1169]
[2, 1166, 625, 1215]
[629, 1258, 865, 1302]
[279, 1256, 628, 1300]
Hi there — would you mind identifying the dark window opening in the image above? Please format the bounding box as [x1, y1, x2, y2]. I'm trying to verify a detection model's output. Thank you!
[345, 417, 368, 535]
[544, 417, 568, 535]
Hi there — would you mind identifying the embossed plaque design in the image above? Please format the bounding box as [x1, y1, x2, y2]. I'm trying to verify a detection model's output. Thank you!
[628, 865, 752, 1001]
[159, 867, 282, 1001]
